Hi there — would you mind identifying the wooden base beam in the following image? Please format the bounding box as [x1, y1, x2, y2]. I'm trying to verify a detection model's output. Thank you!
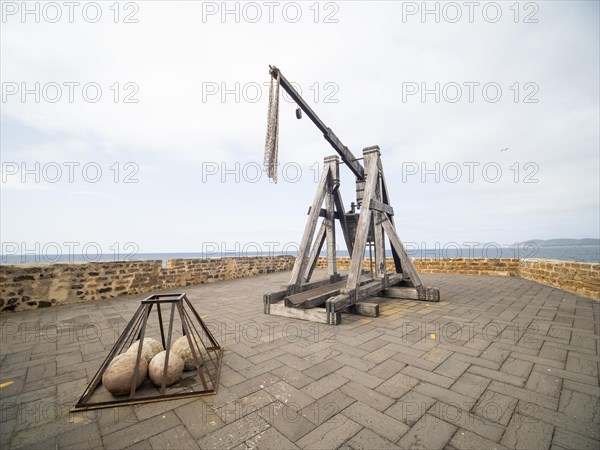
[382, 286, 440, 302]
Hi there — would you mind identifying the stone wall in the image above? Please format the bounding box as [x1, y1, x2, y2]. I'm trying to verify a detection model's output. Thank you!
[316, 257, 599, 299]
[1, 256, 598, 312]
[316, 257, 520, 277]
[518, 259, 599, 300]
[0, 256, 295, 313]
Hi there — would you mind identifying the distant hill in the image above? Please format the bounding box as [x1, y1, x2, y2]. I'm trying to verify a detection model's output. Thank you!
[519, 238, 600, 247]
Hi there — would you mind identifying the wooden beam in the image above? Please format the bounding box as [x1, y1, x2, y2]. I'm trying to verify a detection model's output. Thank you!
[268, 303, 338, 324]
[370, 199, 394, 216]
[273, 68, 364, 180]
[373, 179, 386, 280]
[325, 157, 337, 277]
[380, 216, 423, 287]
[345, 147, 381, 294]
[381, 286, 440, 302]
[314, 208, 342, 220]
[334, 189, 353, 256]
[285, 279, 347, 309]
[378, 159, 403, 274]
[304, 220, 327, 282]
[353, 302, 379, 317]
[288, 163, 330, 291]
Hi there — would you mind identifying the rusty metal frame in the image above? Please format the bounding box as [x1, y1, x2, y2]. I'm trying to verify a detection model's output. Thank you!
[72, 293, 223, 412]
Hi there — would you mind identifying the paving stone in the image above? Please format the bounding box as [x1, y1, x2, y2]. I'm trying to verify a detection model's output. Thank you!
[532, 363, 598, 386]
[147, 424, 199, 449]
[57, 422, 103, 450]
[228, 373, 281, 399]
[245, 426, 300, 450]
[339, 381, 394, 412]
[403, 365, 455, 388]
[296, 414, 362, 449]
[333, 353, 376, 372]
[302, 347, 341, 365]
[474, 390, 517, 425]
[367, 359, 406, 380]
[336, 365, 384, 389]
[375, 372, 419, 399]
[422, 347, 453, 365]
[488, 380, 559, 409]
[102, 411, 182, 449]
[302, 372, 349, 400]
[558, 389, 600, 423]
[510, 352, 565, 369]
[341, 401, 408, 442]
[271, 365, 314, 389]
[390, 351, 440, 371]
[123, 439, 151, 449]
[517, 400, 599, 440]
[397, 413, 457, 450]
[434, 355, 470, 379]
[345, 427, 400, 450]
[552, 428, 600, 450]
[223, 352, 254, 372]
[525, 371, 563, 397]
[360, 343, 395, 363]
[214, 389, 274, 424]
[266, 380, 315, 411]
[562, 379, 600, 397]
[566, 355, 599, 377]
[501, 413, 554, 450]
[568, 350, 600, 363]
[429, 401, 505, 442]
[277, 354, 313, 372]
[300, 388, 356, 426]
[414, 383, 477, 411]
[258, 401, 316, 442]
[196, 413, 270, 449]
[570, 334, 597, 354]
[439, 343, 482, 358]
[302, 359, 344, 380]
[248, 348, 285, 365]
[236, 357, 283, 379]
[500, 357, 534, 378]
[384, 390, 436, 426]
[467, 365, 526, 387]
[174, 400, 224, 440]
[219, 367, 247, 387]
[450, 372, 491, 399]
[133, 398, 197, 422]
[480, 345, 511, 364]
[97, 405, 139, 436]
[539, 343, 568, 363]
[448, 429, 510, 450]
[547, 341, 596, 356]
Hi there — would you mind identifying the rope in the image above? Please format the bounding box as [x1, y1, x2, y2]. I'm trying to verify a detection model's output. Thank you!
[264, 69, 280, 182]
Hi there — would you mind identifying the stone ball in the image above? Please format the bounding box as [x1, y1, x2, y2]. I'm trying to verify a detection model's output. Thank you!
[102, 352, 148, 396]
[127, 338, 164, 363]
[171, 336, 203, 371]
[148, 350, 184, 387]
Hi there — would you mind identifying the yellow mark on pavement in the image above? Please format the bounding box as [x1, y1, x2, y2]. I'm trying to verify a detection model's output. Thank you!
[70, 415, 94, 424]
[429, 333, 437, 340]
[0, 381, 14, 388]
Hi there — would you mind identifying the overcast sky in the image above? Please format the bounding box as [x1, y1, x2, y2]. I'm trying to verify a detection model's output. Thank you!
[1, 1, 598, 258]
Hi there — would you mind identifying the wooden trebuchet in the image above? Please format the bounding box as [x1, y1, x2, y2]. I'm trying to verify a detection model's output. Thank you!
[263, 66, 440, 325]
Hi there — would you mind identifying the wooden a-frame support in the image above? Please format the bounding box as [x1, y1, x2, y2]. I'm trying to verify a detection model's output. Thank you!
[264, 146, 439, 325]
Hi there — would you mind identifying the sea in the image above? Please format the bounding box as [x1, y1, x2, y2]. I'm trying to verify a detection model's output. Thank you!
[2, 245, 599, 265]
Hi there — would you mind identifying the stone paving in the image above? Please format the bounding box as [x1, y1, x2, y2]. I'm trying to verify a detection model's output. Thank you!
[0, 270, 599, 449]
